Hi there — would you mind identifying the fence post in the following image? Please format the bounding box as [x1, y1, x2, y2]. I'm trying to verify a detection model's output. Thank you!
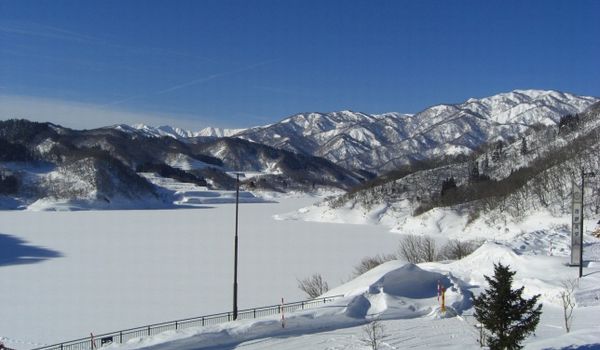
[147, 326, 151, 336]
[175, 321, 178, 330]
[202, 316, 205, 326]
[253, 309, 256, 318]
[301, 301, 304, 310]
[119, 331, 123, 343]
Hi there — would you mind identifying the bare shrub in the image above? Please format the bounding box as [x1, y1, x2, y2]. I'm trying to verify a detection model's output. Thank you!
[352, 254, 396, 277]
[397, 235, 438, 263]
[397, 235, 422, 263]
[559, 279, 578, 333]
[420, 236, 437, 262]
[297, 273, 329, 298]
[439, 239, 483, 260]
[361, 319, 387, 350]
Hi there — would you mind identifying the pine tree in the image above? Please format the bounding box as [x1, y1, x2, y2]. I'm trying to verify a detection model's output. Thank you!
[483, 153, 490, 171]
[520, 137, 528, 155]
[469, 160, 480, 182]
[440, 177, 457, 197]
[473, 263, 542, 350]
[491, 140, 504, 162]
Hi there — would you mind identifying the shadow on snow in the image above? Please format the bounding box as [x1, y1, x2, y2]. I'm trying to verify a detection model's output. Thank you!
[0, 233, 62, 266]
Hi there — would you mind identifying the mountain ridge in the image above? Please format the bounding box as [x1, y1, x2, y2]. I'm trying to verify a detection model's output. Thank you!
[111, 89, 597, 173]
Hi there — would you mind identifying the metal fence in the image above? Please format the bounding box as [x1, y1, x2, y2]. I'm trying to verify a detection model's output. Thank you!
[31, 295, 343, 350]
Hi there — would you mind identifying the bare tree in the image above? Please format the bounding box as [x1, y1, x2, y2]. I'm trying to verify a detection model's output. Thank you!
[397, 234, 422, 263]
[439, 239, 482, 260]
[361, 319, 387, 350]
[420, 236, 437, 262]
[397, 235, 438, 263]
[559, 279, 578, 333]
[352, 254, 396, 277]
[297, 273, 329, 298]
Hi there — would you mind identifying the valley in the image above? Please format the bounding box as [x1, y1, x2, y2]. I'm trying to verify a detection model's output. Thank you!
[1, 89, 600, 349]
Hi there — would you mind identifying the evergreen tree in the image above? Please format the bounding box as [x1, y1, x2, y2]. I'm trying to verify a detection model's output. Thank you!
[474, 263, 542, 350]
[483, 153, 490, 171]
[491, 141, 504, 162]
[520, 137, 528, 155]
[469, 160, 480, 182]
[440, 177, 457, 197]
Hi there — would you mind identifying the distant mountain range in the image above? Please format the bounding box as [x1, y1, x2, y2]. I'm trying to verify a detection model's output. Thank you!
[0, 89, 597, 209]
[0, 120, 366, 209]
[305, 98, 600, 235]
[113, 123, 244, 139]
[122, 89, 598, 173]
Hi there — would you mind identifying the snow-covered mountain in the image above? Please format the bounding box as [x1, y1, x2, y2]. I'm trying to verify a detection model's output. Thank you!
[0, 119, 365, 209]
[235, 90, 597, 172]
[196, 126, 245, 138]
[189, 137, 368, 192]
[108, 90, 596, 173]
[290, 100, 600, 239]
[111, 124, 244, 139]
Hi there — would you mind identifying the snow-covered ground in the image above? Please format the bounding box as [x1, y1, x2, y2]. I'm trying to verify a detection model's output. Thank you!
[0, 196, 400, 347]
[89, 242, 600, 350]
[139, 172, 268, 206]
[1, 183, 600, 349]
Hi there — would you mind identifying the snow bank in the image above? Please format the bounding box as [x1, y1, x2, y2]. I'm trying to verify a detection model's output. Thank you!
[440, 241, 600, 306]
[110, 261, 472, 349]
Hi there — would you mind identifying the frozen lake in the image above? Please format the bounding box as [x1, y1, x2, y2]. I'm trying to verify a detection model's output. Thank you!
[0, 196, 400, 346]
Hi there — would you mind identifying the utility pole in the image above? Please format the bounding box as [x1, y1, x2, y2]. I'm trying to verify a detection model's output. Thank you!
[233, 173, 240, 320]
[580, 170, 596, 278]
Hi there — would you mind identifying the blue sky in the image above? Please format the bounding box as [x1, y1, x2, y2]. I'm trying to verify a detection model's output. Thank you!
[1, 0, 599, 130]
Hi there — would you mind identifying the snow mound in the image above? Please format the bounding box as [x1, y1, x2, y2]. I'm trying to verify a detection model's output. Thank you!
[376, 263, 450, 299]
[341, 263, 462, 321]
[457, 241, 523, 271]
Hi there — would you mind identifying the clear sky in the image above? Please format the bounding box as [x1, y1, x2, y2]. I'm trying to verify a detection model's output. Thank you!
[1, 0, 599, 130]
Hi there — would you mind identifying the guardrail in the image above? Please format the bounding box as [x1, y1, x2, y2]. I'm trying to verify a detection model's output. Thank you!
[32, 295, 344, 350]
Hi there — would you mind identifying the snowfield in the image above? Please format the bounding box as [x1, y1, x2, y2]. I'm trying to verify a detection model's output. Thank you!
[90, 241, 600, 350]
[0, 196, 399, 347]
[1, 192, 599, 349]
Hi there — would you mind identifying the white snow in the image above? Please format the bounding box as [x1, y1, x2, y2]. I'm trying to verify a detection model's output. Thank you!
[0, 196, 401, 347]
[1, 188, 600, 349]
[69, 241, 600, 350]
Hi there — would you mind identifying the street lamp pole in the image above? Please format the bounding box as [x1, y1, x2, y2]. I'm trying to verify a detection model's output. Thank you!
[233, 173, 240, 320]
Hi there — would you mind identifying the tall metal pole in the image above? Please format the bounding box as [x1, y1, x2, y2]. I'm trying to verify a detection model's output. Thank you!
[233, 173, 239, 320]
[580, 169, 584, 278]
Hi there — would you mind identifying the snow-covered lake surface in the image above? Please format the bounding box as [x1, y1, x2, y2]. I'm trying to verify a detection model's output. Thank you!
[0, 196, 400, 346]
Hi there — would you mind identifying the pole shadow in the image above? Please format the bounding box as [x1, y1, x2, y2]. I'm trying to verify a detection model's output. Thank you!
[0, 233, 63, 266]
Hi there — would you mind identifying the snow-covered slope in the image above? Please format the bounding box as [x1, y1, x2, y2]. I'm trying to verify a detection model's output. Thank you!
[197, 126, 244, 138]
[107, 90, 596, 174]
[111, 124, 244, 139]
[190, 137, 368, 191]
[287, 98, 600, 240]
[235, 90, 597, 172]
